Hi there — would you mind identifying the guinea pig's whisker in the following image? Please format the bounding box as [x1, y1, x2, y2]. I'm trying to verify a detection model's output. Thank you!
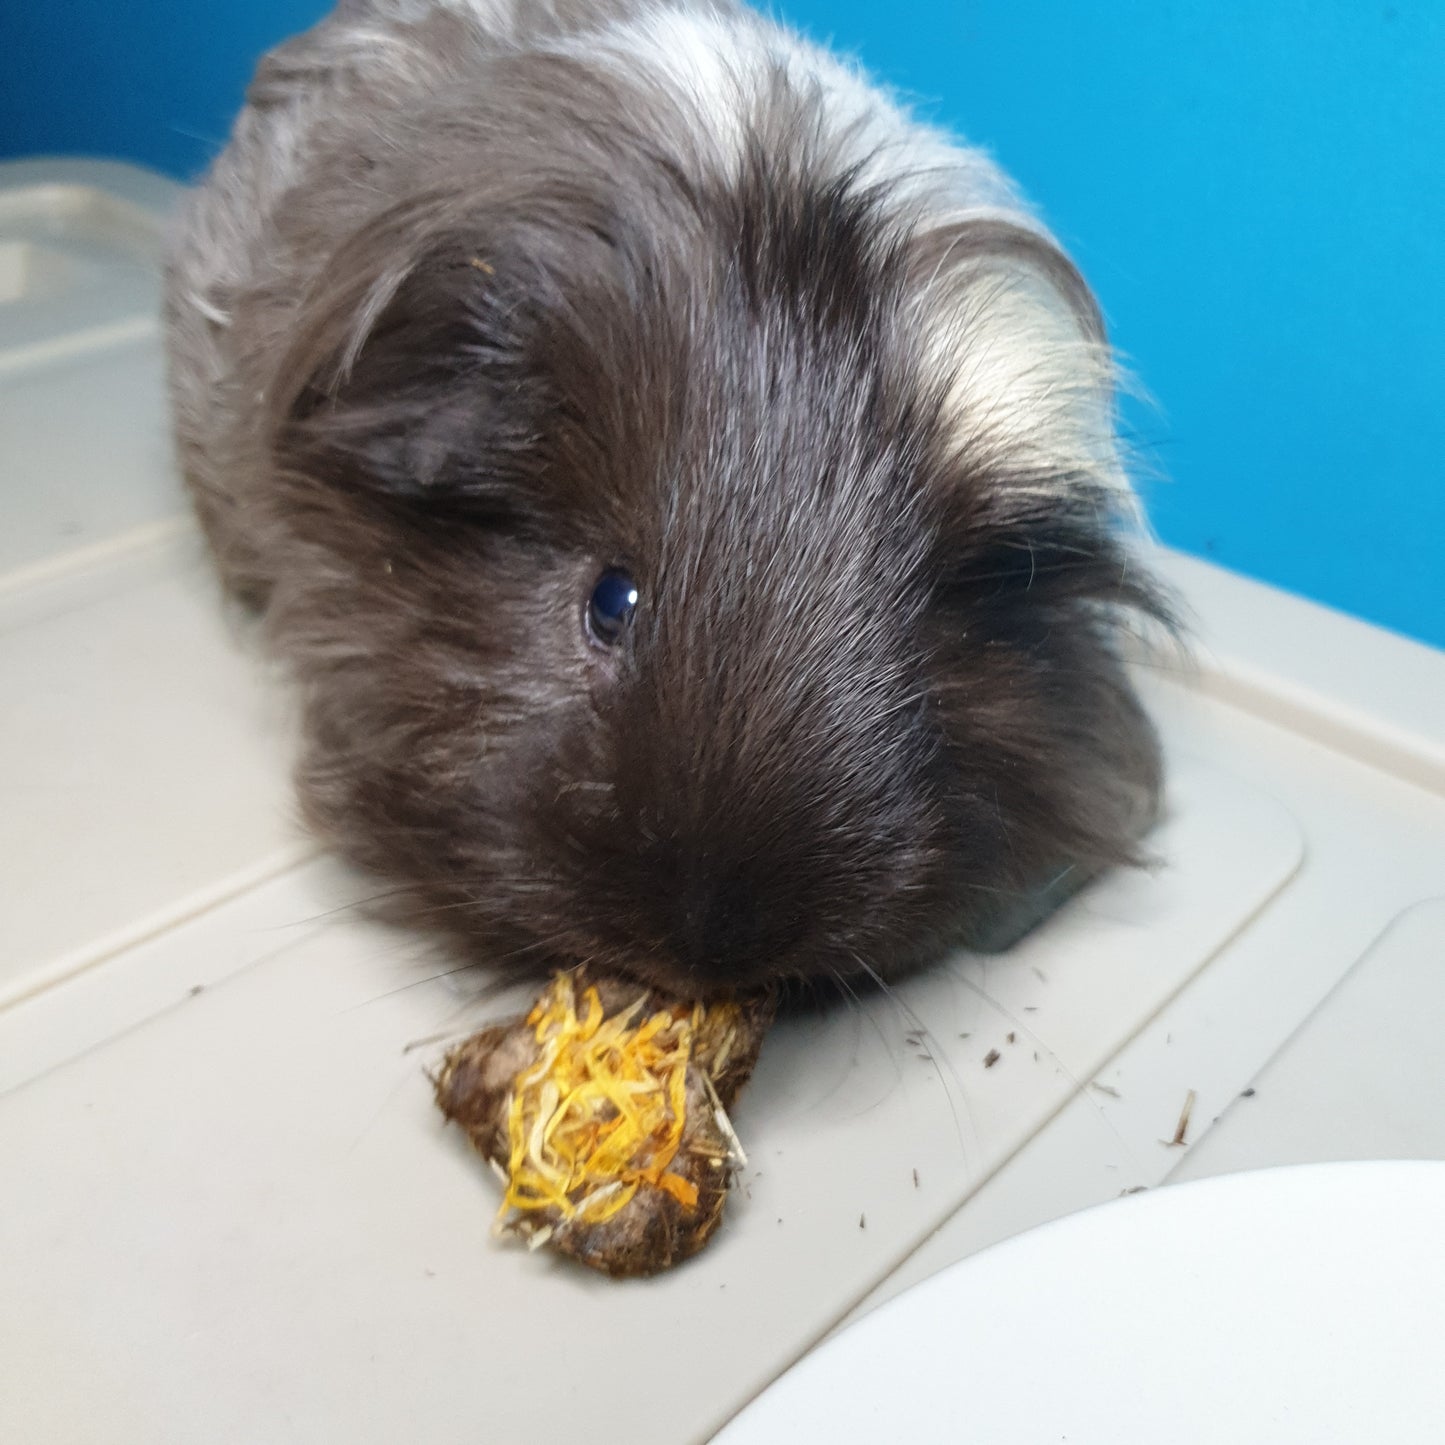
[950, 878, 1015, 897]
[956, 558, 1115, 586]
[341, 961, 487, 1011]
[799, 966, 905, 1110]
[554, 779, 615, 801]
[342, 923, 588, 1013]
[945, 962, 1146, 1178]
[405, 956, 584, 1052]
[401, 1024, 480, 1055]
[849, 952, 975, 1162]
[829, 965, 908, 1079]
[275, 888, 417, 929]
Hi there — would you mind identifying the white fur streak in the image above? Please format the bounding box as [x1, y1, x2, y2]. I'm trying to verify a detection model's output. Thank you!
[919, 265, 1139, 516]
[568, 4, 1135, 517]
[576, 7, 1022, 214]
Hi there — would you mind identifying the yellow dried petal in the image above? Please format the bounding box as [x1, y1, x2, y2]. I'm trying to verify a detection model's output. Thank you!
[495, 974, 700, 1234]
[655, 1172, 700, 1209]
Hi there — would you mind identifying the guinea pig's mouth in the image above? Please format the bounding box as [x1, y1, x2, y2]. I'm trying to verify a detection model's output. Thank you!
[601, 953, 782, 1005]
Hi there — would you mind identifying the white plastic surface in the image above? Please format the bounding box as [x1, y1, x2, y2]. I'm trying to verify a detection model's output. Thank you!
[0, 757, 1299, 1445]
[0, 160, 180, 591]
[1, 336, 177, 577]
[716, 1161, 1445, 1444]
[1173, 898, 1445, 1178]
[4, 159, 1445, 1445]
[0, 160, 305, 1008]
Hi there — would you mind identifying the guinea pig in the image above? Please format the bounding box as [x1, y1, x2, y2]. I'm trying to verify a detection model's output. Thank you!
[165, 0, 1170, 995]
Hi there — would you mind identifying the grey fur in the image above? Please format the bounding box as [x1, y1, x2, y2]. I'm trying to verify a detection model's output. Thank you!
[165, 0, 1169, 992]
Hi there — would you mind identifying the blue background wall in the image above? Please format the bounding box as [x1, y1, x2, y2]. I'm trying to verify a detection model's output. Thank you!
[3, 2, 1441, 648]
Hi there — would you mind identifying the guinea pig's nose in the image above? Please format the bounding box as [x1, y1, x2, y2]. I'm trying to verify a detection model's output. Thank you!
[669, 871, 767, 985]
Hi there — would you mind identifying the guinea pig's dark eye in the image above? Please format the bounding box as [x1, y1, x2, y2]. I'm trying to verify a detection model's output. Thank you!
[585, 568, 638, 647]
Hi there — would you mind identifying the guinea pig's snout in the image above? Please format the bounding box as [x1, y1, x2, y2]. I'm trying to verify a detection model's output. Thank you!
[665, 868, 783, 988]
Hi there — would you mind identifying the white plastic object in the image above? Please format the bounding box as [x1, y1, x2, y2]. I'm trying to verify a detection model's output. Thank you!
[716, 1161, 1445, 1445]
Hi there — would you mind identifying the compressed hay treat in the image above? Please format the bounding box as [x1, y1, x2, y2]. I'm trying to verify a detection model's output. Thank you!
[434, 970, 776, 1277]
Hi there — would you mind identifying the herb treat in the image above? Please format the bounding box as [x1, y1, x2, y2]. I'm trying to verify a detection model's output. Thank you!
[434, 971, 775, 1277]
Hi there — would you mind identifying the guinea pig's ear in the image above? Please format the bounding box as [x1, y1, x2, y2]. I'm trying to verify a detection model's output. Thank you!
[908, 218, 1173, 626]
[905, 216, 1137, 528]
[270, 204, 546, 523]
